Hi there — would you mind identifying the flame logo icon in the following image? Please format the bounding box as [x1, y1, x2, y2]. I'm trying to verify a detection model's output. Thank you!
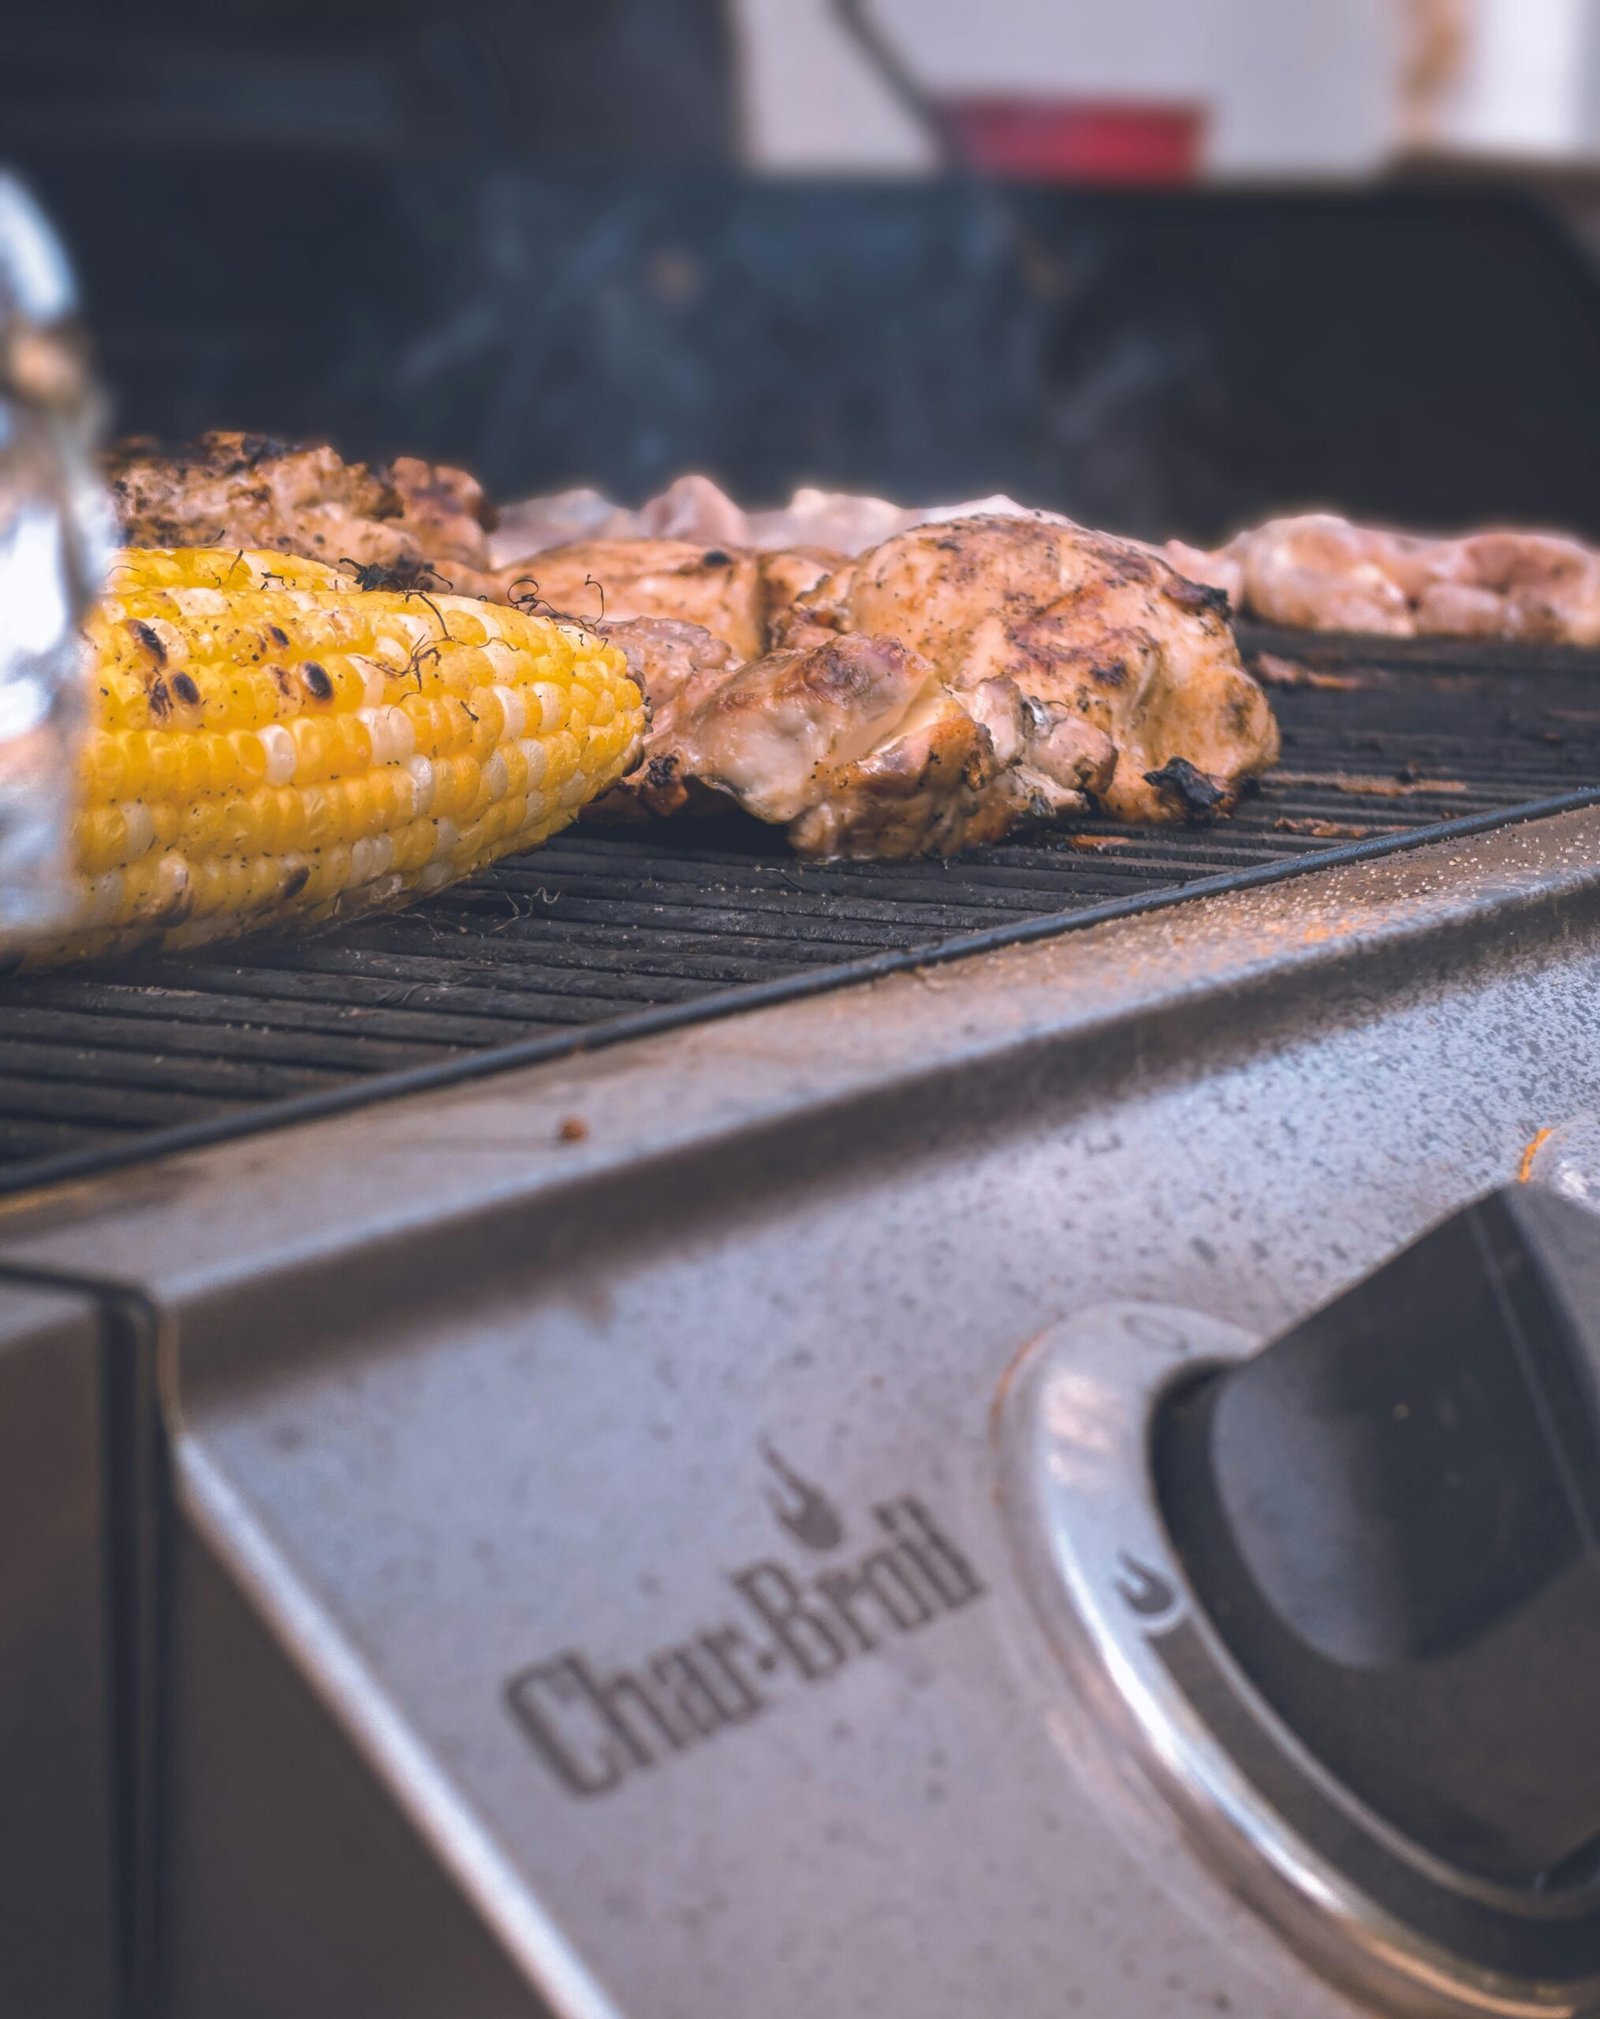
[1115, 1551, 1177, 1620]
[759, 1440, 846, 1552]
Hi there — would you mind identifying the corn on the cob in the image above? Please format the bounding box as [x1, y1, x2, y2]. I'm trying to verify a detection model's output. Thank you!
[29, 546, 643, 966]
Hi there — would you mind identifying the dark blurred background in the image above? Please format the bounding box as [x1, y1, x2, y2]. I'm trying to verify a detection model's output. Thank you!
[4, 0, 1600, 543]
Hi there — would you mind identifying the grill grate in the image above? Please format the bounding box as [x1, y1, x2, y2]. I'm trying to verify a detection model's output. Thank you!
[3, 634, 1599, 1191]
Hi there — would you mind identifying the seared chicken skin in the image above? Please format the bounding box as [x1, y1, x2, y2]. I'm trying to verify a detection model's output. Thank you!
[781, 516, 1279, 824]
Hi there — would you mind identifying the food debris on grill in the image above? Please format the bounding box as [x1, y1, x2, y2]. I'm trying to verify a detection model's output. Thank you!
[1250, 652, 1361, 692]
[1519, 1127, 1555, 1182]
[1272, 817, 1399, 839]
[1142, 756, 1228, 820]
[1274, 769, 1469, 798]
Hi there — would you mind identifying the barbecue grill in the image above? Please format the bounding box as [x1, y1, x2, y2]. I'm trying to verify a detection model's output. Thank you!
[9, 624, 1600, 2019]
[3, 630, 1599, 1197]
[10, 172, 1600, 2019]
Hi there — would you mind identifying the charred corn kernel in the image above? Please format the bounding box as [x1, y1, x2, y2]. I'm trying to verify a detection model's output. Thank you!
[28, 547, 643, 967]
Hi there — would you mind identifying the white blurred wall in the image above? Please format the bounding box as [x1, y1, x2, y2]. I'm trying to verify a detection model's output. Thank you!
[733, 0, 1600, 177]
[1436, 0, 1600, 158]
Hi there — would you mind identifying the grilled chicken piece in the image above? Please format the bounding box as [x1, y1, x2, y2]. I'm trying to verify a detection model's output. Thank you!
[758, 546, 845, 639]
[108, 431, 504, 596]
[590, 617, 738, 819]
[747, 487, 918, 555]
[1430, 531, 1600, 642]
[385, 457, 499, 581]
[1161, 537, 1244, 610]
[596, 619, 1006, 855]
[626, 471, 753, 549]
[489, 475, 1077, 565]
[670, 633, 1004, 856]
[782, 515, 1279, 824]
[519, 539, 766, 660]
[1223, 515, 1417, 636]
[489, 475, 906, 565]
[595, 515, 1273, 853]
[1199, 513, 1600, 644]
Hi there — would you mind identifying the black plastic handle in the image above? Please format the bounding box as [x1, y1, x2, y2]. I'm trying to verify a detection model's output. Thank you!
[1157, 1184, 1600, 1888]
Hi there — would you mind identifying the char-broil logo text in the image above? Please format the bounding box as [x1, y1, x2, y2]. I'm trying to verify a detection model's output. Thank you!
[504, 1446, 985, 1797]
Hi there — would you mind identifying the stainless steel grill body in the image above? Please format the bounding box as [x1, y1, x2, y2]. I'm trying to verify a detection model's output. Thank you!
[7, 796, 1600, 2017]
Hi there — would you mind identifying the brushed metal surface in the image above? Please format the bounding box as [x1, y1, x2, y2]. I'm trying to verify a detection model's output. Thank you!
[0, 1281, 117, 2018]
[8, 805, 1600, 2015]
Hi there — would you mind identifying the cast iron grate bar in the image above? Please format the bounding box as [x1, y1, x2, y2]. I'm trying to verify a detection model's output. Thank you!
[2, 633, 1599, 1192]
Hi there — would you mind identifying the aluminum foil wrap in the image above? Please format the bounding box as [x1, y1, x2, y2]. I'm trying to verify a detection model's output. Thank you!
[0, 174, 111, 939]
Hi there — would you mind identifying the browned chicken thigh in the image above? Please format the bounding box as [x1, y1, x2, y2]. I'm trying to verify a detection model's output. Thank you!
[667, 635, 1003, 858]
[758, 546, 845, 637]
[520, 539, 767, 660]
[523, 536, 850, 664]
[596, 620, 1002, 856]
[591, 617, 738, 819]
[781, 516, 1279, 824]
[589, 516, 1278, 854]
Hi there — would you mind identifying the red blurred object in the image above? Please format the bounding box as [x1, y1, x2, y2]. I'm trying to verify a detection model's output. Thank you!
[939, 96, 1205, 185]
